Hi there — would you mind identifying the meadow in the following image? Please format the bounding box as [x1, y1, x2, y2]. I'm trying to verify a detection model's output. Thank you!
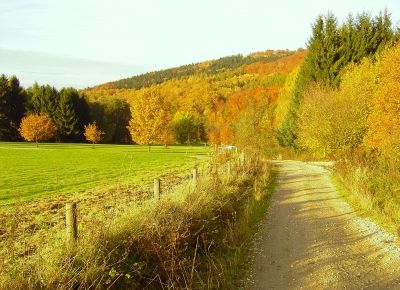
[0, 142, 276, 289]
[0, 142, 208, 204]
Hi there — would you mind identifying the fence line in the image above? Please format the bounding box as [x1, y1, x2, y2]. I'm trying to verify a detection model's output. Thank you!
[63, 149, 245, 244]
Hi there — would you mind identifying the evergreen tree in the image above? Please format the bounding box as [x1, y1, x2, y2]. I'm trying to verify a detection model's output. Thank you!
[7, 76, 27, 140]
[73, 92, 90, 142]
[370, 9, 394, 56]
[0, 75, 11, 141]
[54, 88, 81, 142]
[278, 9, 397, 148]
[0, 75, 26, 141]
[28, 83, 59, 120]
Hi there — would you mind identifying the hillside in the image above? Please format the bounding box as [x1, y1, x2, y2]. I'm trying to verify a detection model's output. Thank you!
[88, 49, 300, 91]
[81, 49, 307, 144]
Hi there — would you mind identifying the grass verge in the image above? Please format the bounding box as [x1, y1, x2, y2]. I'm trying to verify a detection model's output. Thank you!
[332, 155, 400, 236]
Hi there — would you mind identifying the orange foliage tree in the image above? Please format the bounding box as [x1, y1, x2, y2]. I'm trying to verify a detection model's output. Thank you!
[127, 89, 173, 152]
[19, 114, 56, 148]
[219, 126, 235, 144]
[84, 121, 104, 149]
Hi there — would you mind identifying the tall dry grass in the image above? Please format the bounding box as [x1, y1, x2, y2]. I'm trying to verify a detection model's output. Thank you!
[333, 150, 400, 235]
[0, 150, 275, 289]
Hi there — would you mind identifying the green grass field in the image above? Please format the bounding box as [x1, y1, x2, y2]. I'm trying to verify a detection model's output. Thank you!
[0, 142, 208, 204]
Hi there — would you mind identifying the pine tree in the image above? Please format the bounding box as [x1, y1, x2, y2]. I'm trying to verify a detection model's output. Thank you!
[7, 76, 27, 140]
[277, 10, 397, 148]
[73, 92, 91, 142]
[0, 75, 26, 141]
[54, 88, 79, 142]
[0, 75, 11, 141]
[28, 83, 58, 120]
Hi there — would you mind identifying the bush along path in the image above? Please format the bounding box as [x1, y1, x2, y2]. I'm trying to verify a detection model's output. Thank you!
[0, 150, 276, 289]
[243, 160, 400, 289]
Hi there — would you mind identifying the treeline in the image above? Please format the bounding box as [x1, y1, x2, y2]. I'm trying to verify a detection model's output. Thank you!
[1, 49, 304, 146]
[110, 49, 294, 90]
[278, 9, 399, 148]
[27, 83, 90, 142]
[0, 78, 132, 144]
[82, 50, 307, 148]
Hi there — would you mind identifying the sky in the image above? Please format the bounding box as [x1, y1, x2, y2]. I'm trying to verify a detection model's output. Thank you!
[1, 0, 399, 89]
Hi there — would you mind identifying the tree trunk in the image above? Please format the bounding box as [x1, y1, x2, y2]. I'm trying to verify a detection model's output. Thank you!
[148, 144, 151, 152]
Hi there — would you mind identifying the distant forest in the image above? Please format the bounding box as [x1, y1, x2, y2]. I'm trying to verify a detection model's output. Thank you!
[111, 50, 295, 90]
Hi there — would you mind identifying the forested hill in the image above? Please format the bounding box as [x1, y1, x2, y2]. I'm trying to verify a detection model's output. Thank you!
[89, 49, 297, 90]
[81, 48, 307, 145]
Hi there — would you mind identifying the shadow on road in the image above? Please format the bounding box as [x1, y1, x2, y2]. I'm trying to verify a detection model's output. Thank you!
[248, 160, 400, 290]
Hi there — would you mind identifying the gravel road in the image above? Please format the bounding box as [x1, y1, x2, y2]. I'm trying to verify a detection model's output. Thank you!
[243, 160, 400, 290]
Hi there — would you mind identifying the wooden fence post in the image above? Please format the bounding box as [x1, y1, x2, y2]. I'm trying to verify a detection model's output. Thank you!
[154, 178, 161, 199]
[192, 168, 197, 186]
[66, 202, 77, 242]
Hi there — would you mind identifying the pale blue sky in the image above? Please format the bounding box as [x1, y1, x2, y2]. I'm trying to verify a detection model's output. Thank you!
[1, 0, 399, 89]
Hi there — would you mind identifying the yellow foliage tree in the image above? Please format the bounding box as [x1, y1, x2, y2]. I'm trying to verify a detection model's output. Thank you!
[84, 121, 104, 149]
[18, 114, 56, 148]
[127, 89, 173, 152]
[234, 102, 276, 154]
[364, 43, 400, 158]
[296, 73, 372, 157]
[274, 66, 300, 129]
[296, 84, 334, 154]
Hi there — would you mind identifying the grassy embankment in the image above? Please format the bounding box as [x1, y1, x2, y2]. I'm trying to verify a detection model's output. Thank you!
[332, 153, 400, 236]
[0, 143, 277, 289]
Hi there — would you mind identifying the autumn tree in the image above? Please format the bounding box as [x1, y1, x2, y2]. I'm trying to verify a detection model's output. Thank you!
[127, 89, 173, 152]
[84, 121, 104, 149]
[19, 114, 56, 148]
[296, 60, 374, 157]
[274, 66, 300, 129]
[172, 111, 206, 145]
[364, 43, 400, 158]
[220, 126, 235, 144]
[296, 84, 336, 155]
[234, 102, 277, 155]
[278, 10, 397, 148]
[27, 84, 90, 142]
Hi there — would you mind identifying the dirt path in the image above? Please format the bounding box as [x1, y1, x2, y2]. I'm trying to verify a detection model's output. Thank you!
[243, 160, 400, 290]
